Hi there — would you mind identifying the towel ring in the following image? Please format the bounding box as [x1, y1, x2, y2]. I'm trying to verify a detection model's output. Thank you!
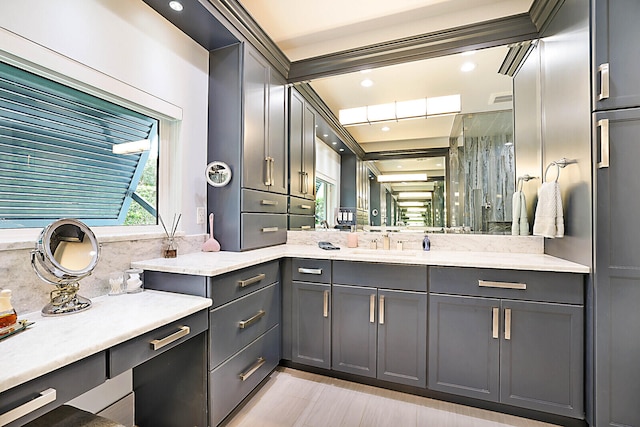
[544, 162, 561, 182]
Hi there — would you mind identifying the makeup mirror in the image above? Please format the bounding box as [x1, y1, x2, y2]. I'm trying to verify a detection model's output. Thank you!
[30, 218, 100, 316]
[206, 161, 232, 187]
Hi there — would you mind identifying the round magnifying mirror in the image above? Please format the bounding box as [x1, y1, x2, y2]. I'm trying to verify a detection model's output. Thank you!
[205, 161, 232, 187]
[372, 209, 379, 217]
[31, 218, 100, 316]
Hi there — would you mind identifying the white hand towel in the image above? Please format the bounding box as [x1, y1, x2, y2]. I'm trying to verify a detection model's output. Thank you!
[533, 182, 564, 238]
[511, 191, 530, 236]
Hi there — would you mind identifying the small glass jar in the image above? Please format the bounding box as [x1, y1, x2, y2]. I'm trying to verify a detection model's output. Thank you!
[163, 237, 177, 258]
[125, 268, 144, 293]
[108, 272, 125, 296]
[0, 289, 18, 336]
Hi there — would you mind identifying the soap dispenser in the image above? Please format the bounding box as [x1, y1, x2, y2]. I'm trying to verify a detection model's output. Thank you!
[347, 226, 358, 248]
[0, 289, 18, 335]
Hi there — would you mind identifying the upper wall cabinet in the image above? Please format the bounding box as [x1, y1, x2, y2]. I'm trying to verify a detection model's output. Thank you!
[593, 0, 640, 111]
[289, 88, 316, 200]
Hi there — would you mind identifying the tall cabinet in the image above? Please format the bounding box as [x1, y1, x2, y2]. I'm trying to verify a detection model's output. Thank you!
[593, 2, 640, 425]
[208, 43, 288, 251]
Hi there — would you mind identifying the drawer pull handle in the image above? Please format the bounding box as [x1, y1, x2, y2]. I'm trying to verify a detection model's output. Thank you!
[323, 290, 329, 318]
[0, 388, 56, 425]
[261, 200, 278, 206]
[300, 225, 312, 230]
[239, 357, 266, 381]
[598, 119, 610, 169]
[492, 307, 499, 339]
[478, 280, 526, 290]
[598, 63, 610, 101]
[298, 267, 322, 275]
[504, 308, 512, 340]
[238, 310, 266, 329]
[238, 273, 266, 288]
[261, 227, 279, 233]
[369, 294, 376, 323]
[299, 204, 312, 210]
[379, 295, 385, 325]
[150, 326, 190, 350]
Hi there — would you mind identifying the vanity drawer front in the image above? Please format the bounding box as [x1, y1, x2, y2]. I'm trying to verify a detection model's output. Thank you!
[210, 282, 280, 368]
[429, 267, 584, 304]
[241, 189, 288, 213]
[289, 196, 316, 215]
[288, 214, 315, 230]
[0, 353, 105, 427]
[241, 213, 287, 250]
[333, 261, 427, 292]
[210, 260, 279, 308]
[292, 258, 331, 283]
[209, 325, 280, 426]
[109, 309, 208, 377]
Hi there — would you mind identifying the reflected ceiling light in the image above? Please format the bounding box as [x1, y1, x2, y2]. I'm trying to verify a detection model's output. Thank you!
[460, 62, 476, 72]
[398, 201, 425, 207]
[377, 173, 428, 183]
[398, 192, 432, 199]
[169, 1, 184, 11]
[332, 141, 338, 145]
[339, 148, 345, 152]
[361, 79, 373, 87]
[406, 207, 428, 212]
[339, 94, 460, 126]
[461, 50, 476, 56]
[381, 126, 390, 132]
[405, 212, 423, 218]
[112, 139, 151, 154]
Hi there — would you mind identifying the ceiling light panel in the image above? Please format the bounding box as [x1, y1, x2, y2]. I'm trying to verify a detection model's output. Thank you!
[377, 173, 428, 183]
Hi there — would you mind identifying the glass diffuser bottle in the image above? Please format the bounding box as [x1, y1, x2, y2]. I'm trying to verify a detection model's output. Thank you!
[0, 289, 18, 335]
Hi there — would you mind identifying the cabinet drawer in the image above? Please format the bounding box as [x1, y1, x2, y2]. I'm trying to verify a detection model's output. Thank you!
[333, 261, 427, 292]
[0, 353, 105, 427]
[210, 282, 280, 368]
[288, 214, 315, 230]
[109, 309, 208, 377]
[291, 258, 331, 283]
[241, 189, 288, 213]
[429, 267, 584, 304]
[289, 196, 316, 215]
[241, 213, 287, 250]
[210, 260, 279, 308]
[209, 325, 280, 426]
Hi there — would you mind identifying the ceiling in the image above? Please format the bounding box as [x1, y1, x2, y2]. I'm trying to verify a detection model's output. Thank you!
[238, 0, 532, 194]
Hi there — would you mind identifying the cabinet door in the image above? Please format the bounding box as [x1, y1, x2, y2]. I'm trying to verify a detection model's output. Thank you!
[593, 0, 640, 110]
[332, 285, 377, 378]
[289, 89, 304, 198]
[243, 48, 268, 192]
[302, 103, 316, 200]
[377, 289, 426, 387]
[501, 300, 583, 418]
[291, 282, 331, 369]
[595, 108, 640, 426]
[267, 71, 287, 194]
[428, 294, 500, 402]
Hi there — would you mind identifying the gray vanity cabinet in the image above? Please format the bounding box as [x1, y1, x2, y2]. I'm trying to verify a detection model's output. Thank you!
[288, 88, 316, 201]
[429, 267, 584, 419]
[592, 0, 640, 111]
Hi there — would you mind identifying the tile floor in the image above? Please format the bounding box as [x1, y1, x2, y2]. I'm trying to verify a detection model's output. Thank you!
[224, 367, 558, 427]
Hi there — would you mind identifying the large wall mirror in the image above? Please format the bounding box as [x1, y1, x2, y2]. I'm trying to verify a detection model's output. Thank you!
[310, 44, 524, 233]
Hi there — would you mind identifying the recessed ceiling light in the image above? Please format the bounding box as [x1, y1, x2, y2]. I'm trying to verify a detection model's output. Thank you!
[436, 163, 442, 167]
[461, 62, 476, 72]
[381, 126, 390, 132]
[360, 69, 372, 74]
[323, 134, 328, 138]
[360, 79, 373, 88]
[339, 148, 345, 152]
[169, 1, 184, 12]
[461, 50, 476, 56]
[332, 141, 338, 145]
[397, 165, 403, 168]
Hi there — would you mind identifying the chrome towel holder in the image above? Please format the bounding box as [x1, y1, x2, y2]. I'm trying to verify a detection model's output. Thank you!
[516, 174, 538, 191]
[544, 158, 577, 182]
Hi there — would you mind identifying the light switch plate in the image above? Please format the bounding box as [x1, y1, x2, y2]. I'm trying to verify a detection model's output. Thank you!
[196, 207, 206, 224]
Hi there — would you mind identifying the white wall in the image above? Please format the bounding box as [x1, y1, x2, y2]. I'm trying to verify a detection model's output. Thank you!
[0, 0, 210, 235]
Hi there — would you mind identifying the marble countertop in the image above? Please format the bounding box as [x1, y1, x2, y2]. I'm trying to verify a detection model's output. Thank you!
[0, 290, 211, 393]
[131, 244, 590, 276]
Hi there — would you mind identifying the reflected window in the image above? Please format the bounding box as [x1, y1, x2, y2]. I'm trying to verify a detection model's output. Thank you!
[315, 178, 336, 227]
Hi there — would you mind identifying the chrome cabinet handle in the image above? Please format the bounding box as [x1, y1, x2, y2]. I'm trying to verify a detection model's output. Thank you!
[299, 171, 305, 193]
[239, 357, 266, 381]
[300, 225, 311, 230]
[492, 307, 499, 339]
[598, 63, 610, 101]
[261, 227, 279, 233]
[238, 310, 266, 329]
[598, 119, 610, 169]
[260, 199, 278, 206]
[478, 280, 526, 290]
[299, 204, 312, 210]
[504, 308, 512, 340]
[323, 290, 329, 318]
[0, 388, 56, 425]
[298, 267, 322, 275]
[379, 295, 385, 325]
[237, 273, 266, 288]
[150, 326, 190, 350]
[264, 157, 274, 186]
[304, 171, 309, 194]
[369, 294, 376, 323]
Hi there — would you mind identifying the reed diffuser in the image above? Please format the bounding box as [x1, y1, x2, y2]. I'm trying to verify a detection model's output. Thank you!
[159, 213, 181, 258]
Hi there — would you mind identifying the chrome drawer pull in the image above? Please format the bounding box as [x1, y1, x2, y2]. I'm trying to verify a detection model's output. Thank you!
[239, 357, 266, 381]
[0, 388, 56, 425]
[150, 326, 190, 350]
[323, 290, 329, 318]
[598, 119, 610, 169]
[598, 63, 610, 101]
[379, 295, 385, 325]
[238, 273, 266, 288]
[492, 307, 499, 339]
[300, 225, 311, 230]
[369, 294, 376, 323]
[260, 200, 278, 206]
[261, 227, 279, 233]
[238, 310, 266, 329]
[478, 280, 526, 290]
[504, 308, 512, 340]
[299, 204, 312, 210]
[298, 267, 322, 275]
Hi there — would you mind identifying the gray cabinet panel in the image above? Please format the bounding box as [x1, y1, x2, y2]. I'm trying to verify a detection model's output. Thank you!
[288, 88, 315, 200]
[333, 261, 427, 292]
[210, 283, 280, 368]
[241, 213, 287, 250]
[302, 103, 316, 199]
[288, 196, 316, 215]
[377, 289, 426, 387]
[210, 260, 279, 308]
[500, 300, 583, 418]
[242, 48, 268, 192]
[292, 282, 331, 369]
[288, 214, 315, 230]
[291, 258, 331, 283]
[593, 0, 640, 111]
[268, 71, 288, 195]
[428, 294, 500, 401]
[241, 189, 287, 213]
[332, 285, 377, 378]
